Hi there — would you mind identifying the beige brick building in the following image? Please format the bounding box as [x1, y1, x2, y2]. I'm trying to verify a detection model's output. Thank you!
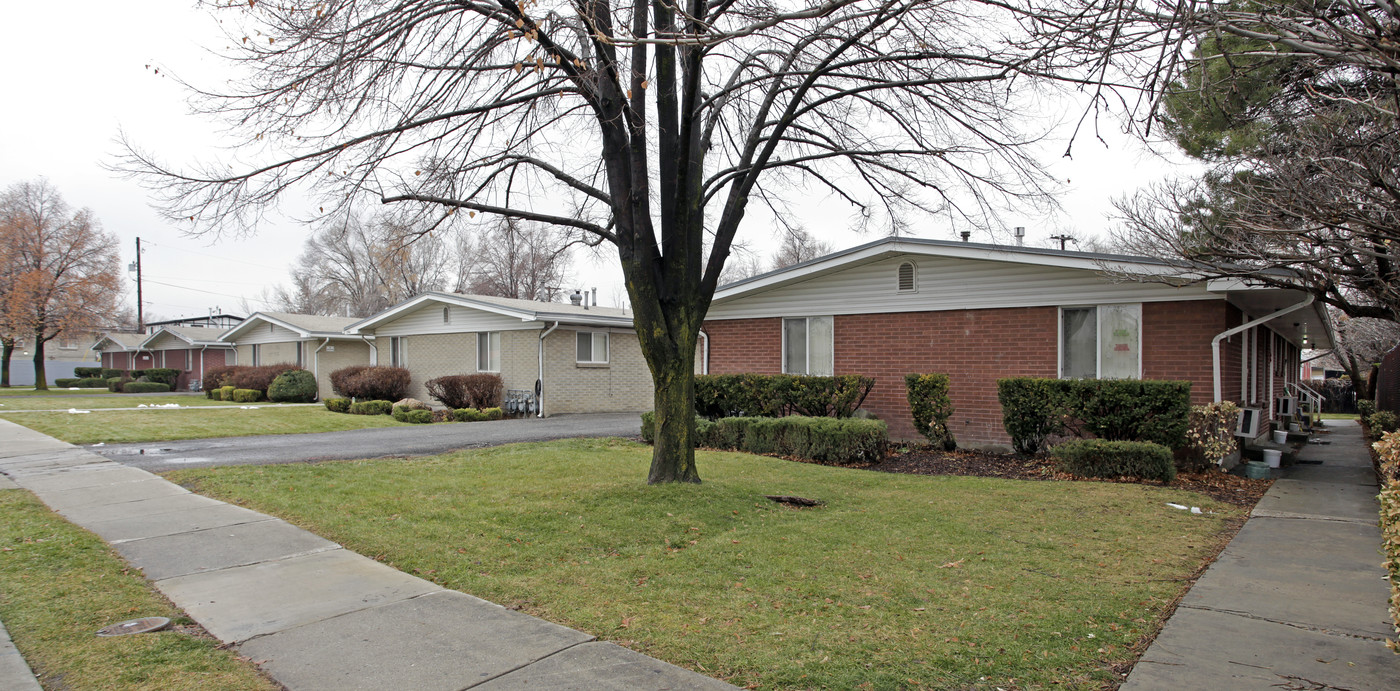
[219, 312, 372, 399]
[348, 292, 653, 415]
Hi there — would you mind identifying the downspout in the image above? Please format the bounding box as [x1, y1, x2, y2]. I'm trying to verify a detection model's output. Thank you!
[313, 338, 331, 399]
[537, 322, 560, 417]
[1212, 295, 1314, 403]
[698, 329, 709, 375]
[359, 334, 377, 365]
[199, 345, 208, 391]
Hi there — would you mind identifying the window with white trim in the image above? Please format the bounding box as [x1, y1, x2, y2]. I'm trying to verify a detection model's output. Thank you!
[390, 336, 406, 367]
[477, 332, 500, 372]
[183, 350, 192, 372]
[897, 261, 917, 292]
[1060, 304, 1141, 379]
[783, 316, 834, 376]
[576, 331, 609, 365]
[251, 343, 262, 366]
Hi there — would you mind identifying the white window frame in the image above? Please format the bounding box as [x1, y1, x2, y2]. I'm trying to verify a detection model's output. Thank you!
[251, 343, 262, 366]
[390, 336, 406, 367]
[477, 332, 501, 372]
[781, 316, 834, 376]
[576, 331, 610, 365]
[183, 350, 192, 372]
[1057, 304, 1143, 380]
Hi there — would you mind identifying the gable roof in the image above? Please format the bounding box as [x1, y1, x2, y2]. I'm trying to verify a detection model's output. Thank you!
[89, 332, 146, 353]
[139, 326, 231, 349]
[218, 311, 365, 342]
[347, 292, 633, 333]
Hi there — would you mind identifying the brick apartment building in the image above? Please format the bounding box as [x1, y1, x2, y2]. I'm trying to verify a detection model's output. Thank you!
[701, 237, 1332, 448]
[218, 312, 371, 399]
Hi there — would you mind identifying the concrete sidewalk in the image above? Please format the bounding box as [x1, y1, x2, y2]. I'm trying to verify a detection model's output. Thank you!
[0, 419, 733, 690]
[1123, 419, 1399, 690]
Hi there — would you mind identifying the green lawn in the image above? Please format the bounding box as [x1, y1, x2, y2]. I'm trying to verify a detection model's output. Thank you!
[168, 438, 1241, 690]
[0, 394, 257, 411]
[0, 488, 275, 690]
[1315, 412, 1359, 420]
[2, 406, 413, 444]
[0, 386, 116, 397]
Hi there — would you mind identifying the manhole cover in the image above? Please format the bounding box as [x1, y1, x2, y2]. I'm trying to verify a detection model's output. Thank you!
[96, 617, 171, 637]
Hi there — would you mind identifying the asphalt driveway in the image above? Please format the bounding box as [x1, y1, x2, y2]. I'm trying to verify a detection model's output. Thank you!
[91, 412, 643, 472]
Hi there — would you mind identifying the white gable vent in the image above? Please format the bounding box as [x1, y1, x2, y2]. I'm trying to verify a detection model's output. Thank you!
[896, 261, 917, 292]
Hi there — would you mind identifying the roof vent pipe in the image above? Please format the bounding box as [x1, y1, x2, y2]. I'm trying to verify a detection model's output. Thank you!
[569, 290, 583, 306]
[1014, 226, 1025, 246]
[591, 287, 597, 308]
[959, 230, 971, 242]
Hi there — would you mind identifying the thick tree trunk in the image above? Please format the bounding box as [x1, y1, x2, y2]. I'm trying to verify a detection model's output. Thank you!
[0, 338, 12, 387]
[32, 338, 47, 390]
[648, 345, 700, 484]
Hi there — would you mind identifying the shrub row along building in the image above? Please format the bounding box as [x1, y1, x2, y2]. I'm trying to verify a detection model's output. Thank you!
[91, 237, 1330, 447]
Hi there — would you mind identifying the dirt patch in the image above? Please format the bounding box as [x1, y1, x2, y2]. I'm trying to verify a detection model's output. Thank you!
[870, 447, 1273, 509]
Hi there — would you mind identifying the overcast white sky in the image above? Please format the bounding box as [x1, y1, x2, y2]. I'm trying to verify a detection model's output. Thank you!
[0, 0, 1199, 322]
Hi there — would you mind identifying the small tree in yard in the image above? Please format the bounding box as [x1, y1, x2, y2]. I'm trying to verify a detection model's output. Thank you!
[0, 180, 122, 390]
[120, 0, 1161, 483]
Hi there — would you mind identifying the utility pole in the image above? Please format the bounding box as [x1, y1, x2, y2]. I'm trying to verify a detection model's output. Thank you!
[1048, 234, 1077, 251]
[134, 237, 144, 332]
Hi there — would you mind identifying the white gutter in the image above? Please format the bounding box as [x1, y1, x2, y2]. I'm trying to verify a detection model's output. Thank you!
[537, 322, 560, 417]
[359, 334, 378, 365]
[1212, 295, 1314, 402]
[313, 338, 331, 397]
[698, 330, 709, 375]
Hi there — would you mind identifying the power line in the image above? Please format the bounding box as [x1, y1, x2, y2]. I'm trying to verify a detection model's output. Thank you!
[139, 240, 290, 272]
[142, 278, 281, 307]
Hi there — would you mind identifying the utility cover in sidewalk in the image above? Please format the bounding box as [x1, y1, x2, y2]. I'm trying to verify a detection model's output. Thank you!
[96, 617, 170, 637]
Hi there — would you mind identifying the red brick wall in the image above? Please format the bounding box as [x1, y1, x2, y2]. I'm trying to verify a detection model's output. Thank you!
[704, 299, 1239, 447]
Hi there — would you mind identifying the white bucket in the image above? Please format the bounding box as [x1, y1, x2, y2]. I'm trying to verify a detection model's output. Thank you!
[1290, 423, 1302, 433]
[1272, 429, 1288, 444]
[1262, 449, 1282, 468]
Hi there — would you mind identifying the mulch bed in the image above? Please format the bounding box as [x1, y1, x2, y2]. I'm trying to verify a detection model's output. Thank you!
[870, 447, 1273, 508]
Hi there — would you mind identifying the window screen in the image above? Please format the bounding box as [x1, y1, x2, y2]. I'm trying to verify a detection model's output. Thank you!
[1060, 307, 1096, 379]
[477, 332, 500, 371]
[783, 317, 833, 376]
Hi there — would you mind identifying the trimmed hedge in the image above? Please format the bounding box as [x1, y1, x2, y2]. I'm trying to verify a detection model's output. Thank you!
[230, 389, 262, 403]
[54, 378, 79, 387]
[101, 368, 124, 379]
[74, 367, 103, 378]
[454, 407, 506, 422]
[69, 377, 110, 388]
[331, 365, 411, 402]
[142, 368, 180, 387]
[693, 374, 875, 419]
[998, 378, 1191, 453]
[106, 376, 126, 392]
[1373, 431, 1400, 652]
[217, 385, 236, 401]
[905, 373, 955, 450]
[324, 398, 351, 413]
[426, 374, 504, 410]
[269, 370, 319, 403]
[348, 400, 393, 416]
[123, 381, 172, 394]
[393, 408, 434, 424]
[641, 412, 888, 465]
[1050, 439, 1176, 483]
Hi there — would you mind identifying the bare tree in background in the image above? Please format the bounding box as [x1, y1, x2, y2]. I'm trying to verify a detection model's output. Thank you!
[121, 0, 1163, 483]
[275, 211, 451, 316]
[460, 218, 573, 301]
[770, 228, 835, 270]
[1330, 314, 1400, 400]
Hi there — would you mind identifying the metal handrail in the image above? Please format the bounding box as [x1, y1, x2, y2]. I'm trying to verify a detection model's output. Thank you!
[1287, 381, 1324, 414]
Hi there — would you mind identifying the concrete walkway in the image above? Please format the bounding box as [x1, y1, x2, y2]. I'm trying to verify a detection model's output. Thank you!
[0, 419, 732, 690]
[1124, 419, 1400, 690]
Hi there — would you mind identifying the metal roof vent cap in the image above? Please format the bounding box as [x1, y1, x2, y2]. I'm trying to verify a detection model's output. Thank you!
[569, 290, 583, 306]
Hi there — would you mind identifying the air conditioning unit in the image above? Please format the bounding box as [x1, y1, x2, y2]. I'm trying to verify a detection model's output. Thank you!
[1235, 408, 1264, 438]
[1276, 396, 1297, 417]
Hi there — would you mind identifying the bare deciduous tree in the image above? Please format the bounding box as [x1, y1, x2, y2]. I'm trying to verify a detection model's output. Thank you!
[121, 0, 1150, 483]
[0, 180, 123, 389]
[459, 218, 574, 301]
[770, 227, 835, 271]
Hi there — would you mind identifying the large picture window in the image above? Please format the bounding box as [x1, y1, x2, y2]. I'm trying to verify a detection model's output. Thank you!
[576, 331, 609, 364]
[477, 332, 500, 372]
[783, 316, 833, 376]
[1060, 304, 1140, 379]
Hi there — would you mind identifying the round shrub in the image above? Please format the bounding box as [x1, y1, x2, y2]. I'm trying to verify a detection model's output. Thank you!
[230, 388, 263, 403]
[905, 373, 956, 451]
[142, 368, 181, 387]
[330, 365, 411, 401]
[218, 385, 237, 401]
[323, 398, 351, 413]
[1358, 400, 1377, 418]
[426, 374, 504, 409]
[1370, 410, 1400, 437]
[1050, 439, 1176, 483]
[269, 369, 319, 403]
[123, 382, 172, 394]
